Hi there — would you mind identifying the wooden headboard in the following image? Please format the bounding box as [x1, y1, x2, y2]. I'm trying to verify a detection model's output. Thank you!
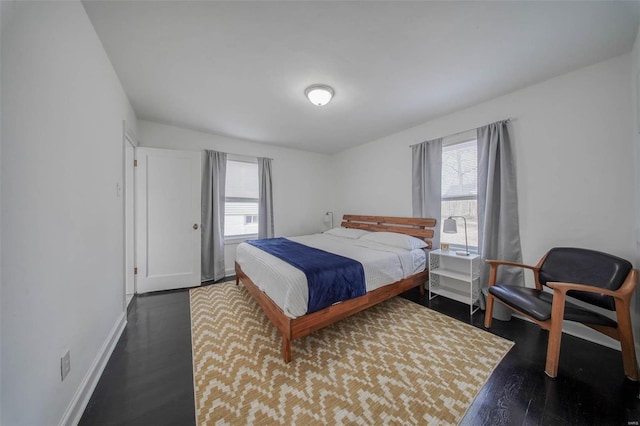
[341, 214, 436, 249]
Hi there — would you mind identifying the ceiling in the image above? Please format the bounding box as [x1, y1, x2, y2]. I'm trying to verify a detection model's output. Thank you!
[83, 1, 640, 155]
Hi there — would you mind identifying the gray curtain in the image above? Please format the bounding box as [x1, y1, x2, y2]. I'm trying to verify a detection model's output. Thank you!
[258, 157, 274, 239]
[201, 150, 227, 282]
[412, 139, 443, 248]
[477, 120, 524, 314]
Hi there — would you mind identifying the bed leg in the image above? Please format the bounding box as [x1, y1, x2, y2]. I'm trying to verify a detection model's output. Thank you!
[236, 276, 239, 285]
[419, 281, 425, 296]
[282, 335, 292, 363]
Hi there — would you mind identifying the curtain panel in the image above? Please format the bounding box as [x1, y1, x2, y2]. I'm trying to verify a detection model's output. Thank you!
[412, 138, 443, 249]
[201, 150, 227, 282]
[477, 120, 524, 315]
[258, 157, 274, 239]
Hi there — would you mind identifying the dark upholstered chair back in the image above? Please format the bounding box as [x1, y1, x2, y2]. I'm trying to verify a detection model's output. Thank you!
[539, 247, 632, 311]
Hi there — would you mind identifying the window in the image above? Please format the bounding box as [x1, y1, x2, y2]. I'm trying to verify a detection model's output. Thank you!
[244, 215, 258, 225]
[441, 139, 478, 249]
[224, 159, 259, 238]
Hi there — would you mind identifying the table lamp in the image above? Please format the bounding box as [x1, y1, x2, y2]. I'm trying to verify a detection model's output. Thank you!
[442, 216, 470, 256]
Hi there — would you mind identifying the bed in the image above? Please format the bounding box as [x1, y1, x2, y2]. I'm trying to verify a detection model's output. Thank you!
[235, 214, 436, 362]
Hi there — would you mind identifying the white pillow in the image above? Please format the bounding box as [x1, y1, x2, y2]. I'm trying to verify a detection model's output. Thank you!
[360, 231, 427, 250]
[323, 227, 371, 239]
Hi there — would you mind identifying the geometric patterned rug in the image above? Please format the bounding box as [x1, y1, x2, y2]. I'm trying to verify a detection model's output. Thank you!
[190, 282, 513, 425]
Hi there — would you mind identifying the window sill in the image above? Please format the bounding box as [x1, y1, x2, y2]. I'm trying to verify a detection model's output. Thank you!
[224, 235, 258, 245]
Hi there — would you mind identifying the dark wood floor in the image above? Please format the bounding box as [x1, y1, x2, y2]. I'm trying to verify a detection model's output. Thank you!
[80, 283, 640, 426]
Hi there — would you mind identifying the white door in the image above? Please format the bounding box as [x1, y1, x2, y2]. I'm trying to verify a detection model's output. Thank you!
[136, 147, 201, 293]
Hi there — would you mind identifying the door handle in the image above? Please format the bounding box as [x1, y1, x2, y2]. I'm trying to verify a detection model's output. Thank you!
[193, 224, 199, 230]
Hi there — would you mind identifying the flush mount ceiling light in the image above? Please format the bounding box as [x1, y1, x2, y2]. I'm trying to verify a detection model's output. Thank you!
[305, 84, 334, 106]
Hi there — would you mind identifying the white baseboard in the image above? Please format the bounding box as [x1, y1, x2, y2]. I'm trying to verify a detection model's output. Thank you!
[58, 312, 127, 426]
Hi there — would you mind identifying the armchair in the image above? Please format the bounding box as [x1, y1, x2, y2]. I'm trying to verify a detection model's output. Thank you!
[484, 247, 638, 380]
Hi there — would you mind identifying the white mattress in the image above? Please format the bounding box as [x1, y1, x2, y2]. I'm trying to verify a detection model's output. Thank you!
[235, 233, 427, 318]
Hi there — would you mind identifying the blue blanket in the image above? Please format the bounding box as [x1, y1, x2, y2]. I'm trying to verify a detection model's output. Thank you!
[246, 238, 366, 314]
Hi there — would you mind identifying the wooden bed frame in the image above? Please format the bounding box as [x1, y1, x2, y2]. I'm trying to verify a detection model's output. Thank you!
[235, 214, 436, 363]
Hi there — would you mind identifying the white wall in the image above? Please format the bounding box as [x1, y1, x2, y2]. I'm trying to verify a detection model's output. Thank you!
[335, 53, 634, 263]
[333, 53, 635, 348]
[1, 2, 137, 425]
[0, 2, 4, 422]
[137, 120, 335, 275]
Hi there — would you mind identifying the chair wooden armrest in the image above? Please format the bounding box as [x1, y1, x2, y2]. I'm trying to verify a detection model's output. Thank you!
[546, 269, 638, 300]
[486, 259, 543, 289]
[546, 281, 617, 295]
[486, 259, 540, 271]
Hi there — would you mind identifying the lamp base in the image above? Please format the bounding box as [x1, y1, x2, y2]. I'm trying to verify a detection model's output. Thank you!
[455, 251, 470, 256]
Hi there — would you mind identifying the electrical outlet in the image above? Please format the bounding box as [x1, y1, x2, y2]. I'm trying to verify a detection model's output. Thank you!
[61, 350, 71, 381]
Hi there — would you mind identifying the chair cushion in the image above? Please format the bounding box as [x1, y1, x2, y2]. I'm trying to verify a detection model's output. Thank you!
[489, 285, 618, 327]
[539, 247, 632, 311]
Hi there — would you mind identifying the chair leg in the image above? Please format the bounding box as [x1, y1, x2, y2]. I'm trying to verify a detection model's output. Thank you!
[485, 264, 499, 329]
[615, 301, 639, 381]
[484, 293, 495, 328]
[545, 292, 566, 378]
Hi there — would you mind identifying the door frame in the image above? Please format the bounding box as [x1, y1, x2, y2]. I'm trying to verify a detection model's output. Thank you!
[123, 126, 137, 309]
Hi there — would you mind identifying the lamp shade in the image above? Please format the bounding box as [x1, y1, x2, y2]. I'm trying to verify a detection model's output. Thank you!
[305, 85, 334, 106]
[443, 217, 458, 234]
[324, 211, 334, 228]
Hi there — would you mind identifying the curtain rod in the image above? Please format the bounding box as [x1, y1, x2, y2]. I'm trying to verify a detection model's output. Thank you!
[409, 117, 513, 147]
[217, 150, 274, 161]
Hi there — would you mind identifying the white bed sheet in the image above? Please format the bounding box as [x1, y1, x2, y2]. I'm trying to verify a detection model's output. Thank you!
[235, 233, 427, 318]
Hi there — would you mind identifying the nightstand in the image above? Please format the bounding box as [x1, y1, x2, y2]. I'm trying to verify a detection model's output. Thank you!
[428, 249, 481, 315]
